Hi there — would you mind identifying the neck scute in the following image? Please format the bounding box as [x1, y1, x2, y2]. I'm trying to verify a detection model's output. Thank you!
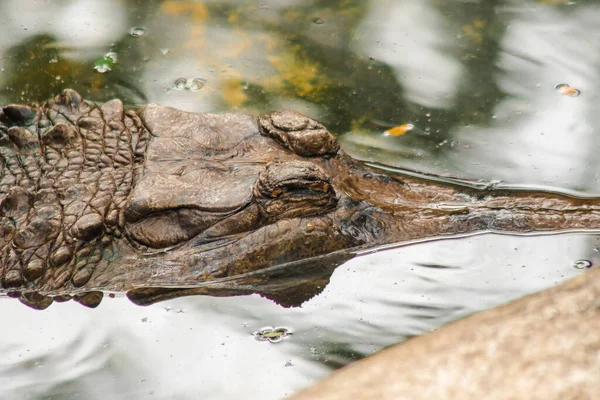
[0, 90, 150, 309]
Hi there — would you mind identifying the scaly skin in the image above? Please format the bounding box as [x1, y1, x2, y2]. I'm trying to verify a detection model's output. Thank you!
[0, 90, 148, 308]
[1, 89, 600, 309]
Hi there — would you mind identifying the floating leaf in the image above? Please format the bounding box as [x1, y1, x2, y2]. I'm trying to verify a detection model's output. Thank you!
[253, 326, 292, 343]
[555, 83, 580, 97]
[383, 124, 415, 137]
[94, 52, 117, 73]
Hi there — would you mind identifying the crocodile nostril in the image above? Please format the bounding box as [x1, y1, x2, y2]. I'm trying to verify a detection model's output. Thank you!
[271, 111, 310, 131]
[259, 110, 340, 157]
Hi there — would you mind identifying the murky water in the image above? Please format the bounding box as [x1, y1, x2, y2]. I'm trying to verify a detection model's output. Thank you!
[1, 0, 600, 399]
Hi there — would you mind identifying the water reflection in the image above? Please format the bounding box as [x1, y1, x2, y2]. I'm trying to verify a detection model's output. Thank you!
[447, 1, 600, 190]
[0, 234, 594, 399]
[1, 0, 600, 399]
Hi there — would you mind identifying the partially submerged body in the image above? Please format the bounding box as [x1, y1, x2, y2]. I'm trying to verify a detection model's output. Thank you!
[1, 90, 599, 309]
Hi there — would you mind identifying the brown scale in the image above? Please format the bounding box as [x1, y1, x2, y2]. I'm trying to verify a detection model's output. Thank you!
[6, 126, 41, 190]
[0, 89, 149, 308]
[0, 126, 38, 288]
[0, 143, 24, 189]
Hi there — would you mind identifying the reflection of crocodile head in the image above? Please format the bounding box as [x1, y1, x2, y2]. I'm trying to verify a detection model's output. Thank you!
[1, 90, 600, 309]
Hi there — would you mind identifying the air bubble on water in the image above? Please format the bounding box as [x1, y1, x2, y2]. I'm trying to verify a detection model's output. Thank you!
[94, 64, 111, 73]
[313, 17, 324, 25]
[130, 27, 146, 37]
[188, 78, 206, 92]
[173, 77, 207, 91]
[173, 78, 188, 90]
[160, 48, 169, 55]
[572, 259, 592, 269]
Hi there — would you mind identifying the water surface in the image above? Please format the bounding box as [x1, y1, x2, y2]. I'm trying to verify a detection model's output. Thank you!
[1, 1, 599, 399]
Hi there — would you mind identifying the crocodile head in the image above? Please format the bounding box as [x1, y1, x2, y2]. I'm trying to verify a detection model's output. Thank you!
[0, 90, 388, 309]
[126, 107, 340, 251]
[113, 106, 385, 306]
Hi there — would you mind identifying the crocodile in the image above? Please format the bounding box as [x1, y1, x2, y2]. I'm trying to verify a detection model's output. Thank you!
[1, 89, 600, 310]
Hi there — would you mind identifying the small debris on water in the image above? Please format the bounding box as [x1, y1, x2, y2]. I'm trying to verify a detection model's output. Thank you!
[94, 64, 111, 73]
[129, 27, 146, 37]
[253, 326, 292, 343]
[383, 124, 415, 137]
[174, 78, 188, 90]
[313, 17, 324, 25]
[572, 259, 592, 269]
[555, 83, 580, 97]
[94, 52, 117, 73]
[188, 78, 206, 91]
[173, 77, 207, 92]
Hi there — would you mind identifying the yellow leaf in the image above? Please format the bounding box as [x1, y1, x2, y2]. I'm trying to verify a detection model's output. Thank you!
[384, 124, 414, 137]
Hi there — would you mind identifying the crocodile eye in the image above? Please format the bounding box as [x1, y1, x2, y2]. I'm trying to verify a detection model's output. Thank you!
[254, 161, 337, 219]
[259, 110, 340, 157]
